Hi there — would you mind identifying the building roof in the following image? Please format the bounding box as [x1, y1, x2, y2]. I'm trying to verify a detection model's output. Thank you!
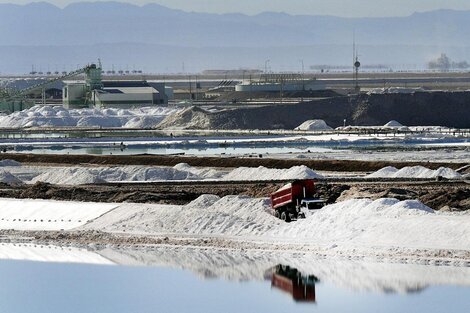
[98, 86, 159, 94]
[102, 80, 150, 88]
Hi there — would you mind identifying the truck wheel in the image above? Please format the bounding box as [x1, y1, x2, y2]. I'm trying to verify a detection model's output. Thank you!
[281, 212, 291, 223]
[274, 211, 280, 219]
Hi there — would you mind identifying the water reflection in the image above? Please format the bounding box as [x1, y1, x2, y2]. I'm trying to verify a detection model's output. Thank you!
[269, 264, 319, 303]
[0, 243, 469, 296]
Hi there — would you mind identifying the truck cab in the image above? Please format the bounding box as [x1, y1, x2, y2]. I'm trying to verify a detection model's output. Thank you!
[300, 198, 325, 210]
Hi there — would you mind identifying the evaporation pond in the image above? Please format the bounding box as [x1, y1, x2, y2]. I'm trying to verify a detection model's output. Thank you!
[0, 257, 469, 313]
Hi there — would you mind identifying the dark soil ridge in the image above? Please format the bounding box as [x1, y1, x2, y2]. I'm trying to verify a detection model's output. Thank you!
[0, 153, 467, 172]
[0, 180, 467, 211]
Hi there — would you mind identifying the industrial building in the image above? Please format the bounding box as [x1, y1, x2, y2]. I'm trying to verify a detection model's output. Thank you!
[64, 81, 167, 109]
[63, 65, 168, 109]
[235, 74, 326, 93]
[1, 62, 169, 113]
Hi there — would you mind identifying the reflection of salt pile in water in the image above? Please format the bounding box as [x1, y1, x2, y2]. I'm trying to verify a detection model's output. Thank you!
[0, 169, 22, 184]
[0, 160, 21, 167]
[367, 166, 462, 179]
[222, 165, 323, 181]
[0, 105, 181, 128]
[95, 244, 470, 293]
[295, 119, 333, 131]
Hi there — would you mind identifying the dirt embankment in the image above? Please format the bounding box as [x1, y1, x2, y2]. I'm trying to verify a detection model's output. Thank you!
[0, 153, 467, 172]
[0, 181, 468, 211]
[159, 91, 470, 129]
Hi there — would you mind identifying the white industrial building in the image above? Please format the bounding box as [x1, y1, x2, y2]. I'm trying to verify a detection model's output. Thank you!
[62, 63, 168, 109]
[63, 80, 168, 109]
[235, 74, 326, 93]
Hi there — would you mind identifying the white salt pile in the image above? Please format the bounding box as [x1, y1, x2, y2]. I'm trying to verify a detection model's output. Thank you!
[0, 169, 22, 184]
[268, 197, 470, 250]
[272, 198, 435, 239]
[120, 167, 199, 181]
[29, 164, 323, 185]
[367, 166, 462, 179]
[295, 119, 333, 131]
[3, 195, 470, 252]
[222, 165, 323, 181]
[30, 165, 203, 185]
[82, 195, 280, 236]
[174, 163, 227, 180]
[184, 194, 221, 210]
[383, 120, 410, 131]
[79, 196, 470, 251]
[0, 105, 181, 129]
[384, 120, 403, 127]
[31, 168, 107, 185]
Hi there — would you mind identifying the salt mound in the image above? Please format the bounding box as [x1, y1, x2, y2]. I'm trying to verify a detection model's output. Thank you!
[173, 163, 225, 179]
[367, 166, 398, 178]
[0, 160, 21, 167]
[295, 119, 333, 131]
[222, 165, 323, 181]
[395, 166, 435, 178]
[184, 195, 221, 209]
[31, 168, 106, 185]
[77, 116, 123, 128]
[0, 169, 22, 184]
[0, 105, 181, 129]
[367, 166, 461, 179]
[123, 116, 164, 129]
[83, 195, 280, 236]
[272, 198, 434, 240]
[124, 167, 199, 181]
[157, 106, 211, 129]
[434, 167, 463, 179]
[384, 120, 403, 127]
[389, 200, 434, 215]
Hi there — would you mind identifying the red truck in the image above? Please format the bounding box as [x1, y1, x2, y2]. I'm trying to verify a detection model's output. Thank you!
[270, 179, 324, 222]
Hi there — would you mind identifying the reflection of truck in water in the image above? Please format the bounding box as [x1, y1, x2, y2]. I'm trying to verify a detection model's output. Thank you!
[270, 179, 325, 222]
[270, 264, 319, 302]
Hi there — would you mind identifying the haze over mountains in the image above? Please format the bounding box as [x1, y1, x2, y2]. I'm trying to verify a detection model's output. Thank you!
[1, 1, 470, 74]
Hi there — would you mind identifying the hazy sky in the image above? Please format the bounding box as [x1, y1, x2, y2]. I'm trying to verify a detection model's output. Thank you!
[2, 0, 470, 17]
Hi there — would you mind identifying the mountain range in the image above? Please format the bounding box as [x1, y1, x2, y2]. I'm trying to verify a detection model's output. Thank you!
[1, 2, 470, 74]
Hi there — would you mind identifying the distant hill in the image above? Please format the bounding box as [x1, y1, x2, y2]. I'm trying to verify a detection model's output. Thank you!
[0, 2, 470, 73]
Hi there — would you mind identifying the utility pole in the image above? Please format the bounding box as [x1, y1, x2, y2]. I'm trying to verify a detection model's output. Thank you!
[353, 31, 361, 93]
[188, 75, 192, 101]
[264, 59, 270, 82]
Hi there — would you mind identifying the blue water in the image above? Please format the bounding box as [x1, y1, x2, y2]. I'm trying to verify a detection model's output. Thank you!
[2, 136, 467, 156]
[0, 260, 469, 313]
